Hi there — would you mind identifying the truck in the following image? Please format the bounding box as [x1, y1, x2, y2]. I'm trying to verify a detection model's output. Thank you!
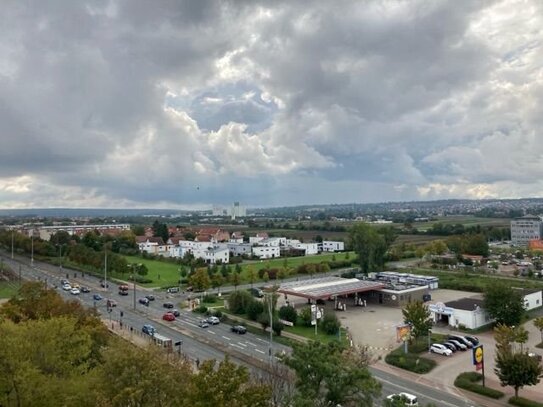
[118, 284, 129, 296]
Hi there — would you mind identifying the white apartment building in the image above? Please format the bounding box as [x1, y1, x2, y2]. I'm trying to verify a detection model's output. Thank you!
[259, 237, 286, 247]
[511, 215, 543, 246]
[227, 242, 253, 256]
[321, 240, 345, 252]
[252, 246, 280, 259]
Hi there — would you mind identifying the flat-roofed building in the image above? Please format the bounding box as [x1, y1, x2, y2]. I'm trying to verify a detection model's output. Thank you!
[511, 215, 543, 247]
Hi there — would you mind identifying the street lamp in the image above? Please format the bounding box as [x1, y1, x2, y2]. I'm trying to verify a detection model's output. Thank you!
[11, 230, 14, 259]
[30, 233, 34, 267]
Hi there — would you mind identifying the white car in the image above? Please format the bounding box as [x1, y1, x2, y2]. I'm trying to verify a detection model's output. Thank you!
[62, 284, 72, 291]
[386, 392, 418, 406]
[430, 343, 452, 356]
[70, 287, 80, 295]
[206, 316, 220, 325]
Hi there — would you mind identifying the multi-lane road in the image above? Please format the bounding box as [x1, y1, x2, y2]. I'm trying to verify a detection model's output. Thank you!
[0, 252, 480, 406]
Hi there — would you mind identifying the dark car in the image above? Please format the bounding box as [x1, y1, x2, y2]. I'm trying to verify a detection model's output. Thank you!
[248, 287, 264, 298]
[231, 325, 247, 334]
[106, 299, 117, 308]
[139, 297, 150, 306]
[172, 309, 181, 317]
[163, 302, 174, 309]
[145, 294, 155, 301]
[162, 312, 176, 321]
[442, 342, 457, 353]
[100, 280, 109, 288]
[93, 294, 103, 301]
[198, 320, 209, 328]
[81, 286, 90, 293]
[446, 339, 467, 351]
[142, 324, 156, 335]
[449, 335, 473, 348]
[463, 335, 479, 346]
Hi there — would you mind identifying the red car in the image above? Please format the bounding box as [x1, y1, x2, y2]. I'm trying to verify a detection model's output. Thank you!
[162, 312, 176, 321]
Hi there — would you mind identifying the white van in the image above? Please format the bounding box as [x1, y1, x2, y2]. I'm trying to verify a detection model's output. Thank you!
[386, 392, 418, 406]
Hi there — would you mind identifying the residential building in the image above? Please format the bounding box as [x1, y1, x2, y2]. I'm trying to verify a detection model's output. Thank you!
[252, 246, 280, 259]
[511, 215, 543, 246]
[136, 236, 165, 255]
[227, 242, 252, 256]
[321, 240, 345, 252]
[249, 232, 269, 244]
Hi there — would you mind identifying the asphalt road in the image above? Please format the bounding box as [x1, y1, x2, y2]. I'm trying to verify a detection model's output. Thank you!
[0, 252, 482, 406]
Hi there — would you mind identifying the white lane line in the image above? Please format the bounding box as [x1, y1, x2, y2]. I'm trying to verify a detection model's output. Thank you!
[245, 341, 257, 346]
[184, 321, 198, 327]
[230, 343, 244, 350]
[255, 338, 267, 343]
[207, 330, 216, 335]
[222, 336, 231, 341]
[255, 349, 265, 354]
[377, 377, 461, 407]
[237, 342, 247, 347]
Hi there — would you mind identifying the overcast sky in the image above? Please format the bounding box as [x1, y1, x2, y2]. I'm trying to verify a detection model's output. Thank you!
[0, 0, 542, 209]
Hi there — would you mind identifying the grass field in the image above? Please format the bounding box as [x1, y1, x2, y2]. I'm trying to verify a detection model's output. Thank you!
[119, 251, 356, 288]
[0, 281, 20, 299]
[283, 324, 348, 345]
[415, 216, 510, 232]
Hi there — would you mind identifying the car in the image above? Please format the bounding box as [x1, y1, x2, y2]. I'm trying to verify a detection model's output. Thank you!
[441, 342, 457, 353]
[62, 284, 72, 291]
[162, 312, 176, 321]
[231, 325, 247, 334]
[106, 299, 117, 308]
[447, 339, 467, 351]
[80, 286, 90, 293]
[70, 287, 80, 295]
[449, 335, 473, 348]
[93, 294, 103, 301]
[429, 343, 452, 356]
[198, 320, 209, 328]
[528, 352, 542, 362]
[60, 279, 70, 286]
[248, 287, 264, 298]
[167, 287, 179, 294]
[145, 294, 155, 301]
[172, 309, 181, 317]
[142, 324, 156, 335]
[163, 302, 174, 309]
[206, 316, 220, 325]
[386, 392, 418, 406]
[100, 280, 109, 288]
[139, 297, 150, 306]
[463, 335, 479, 346]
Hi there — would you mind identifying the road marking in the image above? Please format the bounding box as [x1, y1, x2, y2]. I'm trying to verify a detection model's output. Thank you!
[255, 337, 267, 343]
[245, 341, 257, 346]
[255, 349, 265, 354]
[185, 321, 198, 327]
[237, 342, 247, 347]
[207, 330, 216, 335]
[222, 336, 231, 341]
[230, 343, 244, 350]
[377, 377, 461, 407]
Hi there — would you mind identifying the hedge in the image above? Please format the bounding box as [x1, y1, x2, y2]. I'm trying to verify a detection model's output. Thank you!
[509, 396, 543, 407]
[385, 350, 436, 374]
[454, 372, 504, 399]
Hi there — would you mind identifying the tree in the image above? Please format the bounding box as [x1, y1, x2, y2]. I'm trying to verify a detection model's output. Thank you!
[495, 352, 542, 397]
[349, 223, 388, 274]
[247, 266, 257, 288]
[227, 290, 254, 314]
[321, 313, 341, 335]
[152, 220, 169, 242]
[211, 273, 224, 294]
[229, 272, 241, 290]
[278, 305, 297, 324]
[189, 268, 211, 292]
[299, 307, 313, 327]
[465, 234, 489, 256]
[534, 317, 543, 343]
[283, 341, 381, 407]
[247, 300, 264, 321]
[402, 301, 433, 340]
[190, 357, 270, 407]
[484, 283, 525, 326]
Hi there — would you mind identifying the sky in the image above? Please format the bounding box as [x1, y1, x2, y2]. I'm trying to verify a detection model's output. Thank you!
[0, 0, 542, 210]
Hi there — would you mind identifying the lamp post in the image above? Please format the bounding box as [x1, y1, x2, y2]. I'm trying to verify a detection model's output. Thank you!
[30, 233, 34, 267]
[428, 329, 432, 352]
[267, 292, 274, 365]
[11, 230, 14, 259]
[132, 265, 137, 310]
[58, 244, 63, 273]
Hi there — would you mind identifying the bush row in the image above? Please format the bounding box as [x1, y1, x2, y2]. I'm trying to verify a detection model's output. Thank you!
[453, 372, 504, 399]
[385, 350, 436, 374]
[509, 396, 543, 407]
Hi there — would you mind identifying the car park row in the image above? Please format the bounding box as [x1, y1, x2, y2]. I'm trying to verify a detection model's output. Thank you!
[430, 334, 479, 357]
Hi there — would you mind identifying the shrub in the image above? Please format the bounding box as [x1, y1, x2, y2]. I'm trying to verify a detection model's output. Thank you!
[193, 305, 208, 314]
[258, 313, 270, 330]
[212, 309, 223, 319]
[509, 396, 543, 407]
[246, 300, 264, 321]
[385, 350, 436, 374]
[272, 319, 284, 336]
[454, 372, 504, 399]
[299, 307, 313, 327]
[278, 305, 297, 324]
[321, 313, 341, 335]
[202, 294, 217, 303]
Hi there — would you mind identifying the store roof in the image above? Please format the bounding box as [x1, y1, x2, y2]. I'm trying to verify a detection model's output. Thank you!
[277, 276, 385, 300]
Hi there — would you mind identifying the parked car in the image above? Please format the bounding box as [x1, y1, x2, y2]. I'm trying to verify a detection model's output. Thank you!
[62, 284, 72, 291]
[139, 297, 150, 306]
[198, 320, 209, 328]
[162, 312, 176, 321]
[441, 342, 457, 353]
[100, 280, 109, 288]
[107, 299, 117, 308]
[145, 294, 155, 301]
[386, 393, 418, 406]
[93, 294, 103, 301]
[448, 335, 473, 348]
[172, 309, 181, 317]
[206, 316, 220, 325]
[446, 339, 467, 351]
[167, 287, 179, 294]
[142, 324, 156, 335]
[163, 302, 174, 309]
[429, 343, 452, 356]
[60, 279, 70, 286]
[80, 286, 90, 293]
[463, 335, 479, 346]
[70, 287, 80, 295]
[231, 325, 247, 334]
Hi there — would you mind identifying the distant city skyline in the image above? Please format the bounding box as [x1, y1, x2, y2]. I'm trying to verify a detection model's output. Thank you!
[1, 1, 542, 209]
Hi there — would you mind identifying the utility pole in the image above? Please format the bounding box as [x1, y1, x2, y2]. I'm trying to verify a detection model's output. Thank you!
[11, 230, 14, 259]
[133, 266, 136, 310]
[268, 292, 273, 365]
[58, 245, 63, 273]
[31, 233, 34, 267]
[104, 249, 108, 292]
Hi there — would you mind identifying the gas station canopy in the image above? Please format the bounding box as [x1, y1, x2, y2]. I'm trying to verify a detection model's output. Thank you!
[277, 276, 385, 300]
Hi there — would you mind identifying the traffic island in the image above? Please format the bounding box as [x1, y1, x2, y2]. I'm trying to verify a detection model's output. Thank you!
[453, 372, 504, 399]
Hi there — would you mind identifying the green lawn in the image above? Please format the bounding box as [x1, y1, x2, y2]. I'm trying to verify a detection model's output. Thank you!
[283, 324, 348, 345]
[0, 281, 20, 299]
[118, 251, 356, 288]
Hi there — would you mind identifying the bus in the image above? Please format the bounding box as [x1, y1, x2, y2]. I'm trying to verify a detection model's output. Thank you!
[152, 333, 173, 350]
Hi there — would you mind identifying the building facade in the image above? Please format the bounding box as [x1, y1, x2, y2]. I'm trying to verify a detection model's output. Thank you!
[511, 215, 543, 246]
